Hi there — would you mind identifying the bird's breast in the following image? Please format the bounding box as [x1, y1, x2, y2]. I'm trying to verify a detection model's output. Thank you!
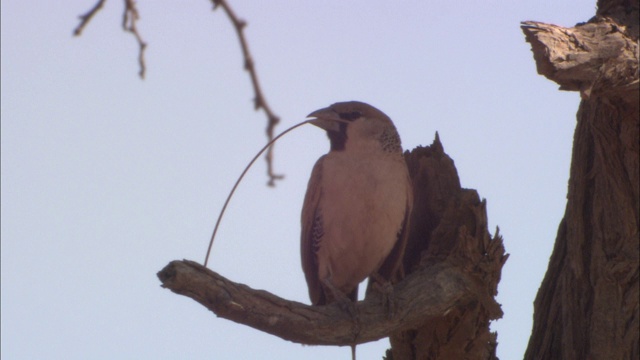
[315, 152, 410, 292]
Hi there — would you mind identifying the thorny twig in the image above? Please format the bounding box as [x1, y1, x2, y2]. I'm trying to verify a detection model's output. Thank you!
[73, 0, 147, 79]
[211, 0, 283, 186]
[73, 0, 282, 183]
[123, 0, 147, 78]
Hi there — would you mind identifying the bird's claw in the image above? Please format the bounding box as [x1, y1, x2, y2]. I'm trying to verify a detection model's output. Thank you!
[370, 273, 398, 319]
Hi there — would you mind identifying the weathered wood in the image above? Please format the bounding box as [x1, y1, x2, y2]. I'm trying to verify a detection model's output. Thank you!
[158, 260, 478, 346]
[522, 0, 639, 358]
[521, 16, 638, 100]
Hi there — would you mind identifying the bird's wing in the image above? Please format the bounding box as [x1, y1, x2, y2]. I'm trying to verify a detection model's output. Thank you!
[371, 174, 413, 284]
[300, 155, 326, 305]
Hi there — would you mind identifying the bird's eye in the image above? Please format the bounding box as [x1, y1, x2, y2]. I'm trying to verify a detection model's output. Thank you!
[338, 111, 362, 121]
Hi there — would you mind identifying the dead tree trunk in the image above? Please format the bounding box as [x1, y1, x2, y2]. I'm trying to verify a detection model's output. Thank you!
[386, 137, 508, 359]
[521, 1, 639, 359]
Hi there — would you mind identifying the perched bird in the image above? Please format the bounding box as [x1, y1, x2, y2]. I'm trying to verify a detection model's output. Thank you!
[300, 101, 413, 308]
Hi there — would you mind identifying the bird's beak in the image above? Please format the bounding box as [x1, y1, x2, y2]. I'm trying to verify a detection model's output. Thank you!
[306, 107, 345, 132]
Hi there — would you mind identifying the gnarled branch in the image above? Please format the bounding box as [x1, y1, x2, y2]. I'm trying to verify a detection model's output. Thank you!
[157, 260, 483, 346]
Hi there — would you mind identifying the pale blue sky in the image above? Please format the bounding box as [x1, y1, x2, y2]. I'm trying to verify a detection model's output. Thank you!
[2, 1, 592, 359]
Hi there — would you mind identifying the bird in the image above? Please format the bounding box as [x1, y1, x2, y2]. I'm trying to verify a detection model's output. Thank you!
[300, 100, 413, 310]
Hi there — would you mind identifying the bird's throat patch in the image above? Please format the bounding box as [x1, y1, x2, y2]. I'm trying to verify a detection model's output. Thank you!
[327, 122, 348, 151]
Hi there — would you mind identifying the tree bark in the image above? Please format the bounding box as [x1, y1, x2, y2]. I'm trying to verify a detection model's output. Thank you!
[158, 260, 487, 346]
[521, 1, 639, 359]
[158, 134, 508, 359]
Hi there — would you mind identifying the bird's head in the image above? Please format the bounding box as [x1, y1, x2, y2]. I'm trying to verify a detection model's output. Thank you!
[307, 101, 402, 154]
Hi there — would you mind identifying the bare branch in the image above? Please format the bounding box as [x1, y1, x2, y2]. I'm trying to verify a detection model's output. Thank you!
[123, 0, 147, 79]
[211, 0, 283, 186]
[157, 259, 488, 346]
[74, 0, 281, 182]
[73, 0, 107, 36]
[74, 0, 147, 79]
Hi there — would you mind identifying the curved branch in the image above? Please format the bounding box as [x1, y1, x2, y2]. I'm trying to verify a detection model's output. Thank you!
[157, 260, 484, 346]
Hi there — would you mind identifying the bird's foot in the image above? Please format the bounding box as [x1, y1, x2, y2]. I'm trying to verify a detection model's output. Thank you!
[322, 278, 358, 318]
[338, 296, 359, 320]
[369, 273, 397, 319]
